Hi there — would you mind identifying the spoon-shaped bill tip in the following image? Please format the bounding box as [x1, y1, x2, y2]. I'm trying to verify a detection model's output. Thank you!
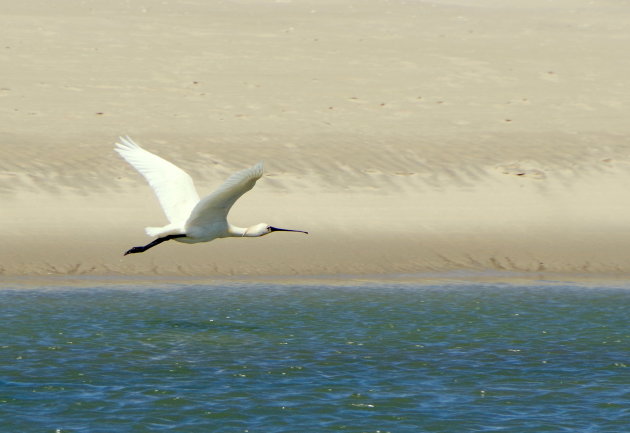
[269, 226, 308, 234]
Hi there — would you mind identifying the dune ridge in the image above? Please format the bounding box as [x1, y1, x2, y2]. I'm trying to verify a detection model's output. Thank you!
[3, 132, 630, 278]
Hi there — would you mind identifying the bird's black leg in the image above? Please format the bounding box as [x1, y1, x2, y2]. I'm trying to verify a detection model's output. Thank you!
[124, 234, 187, 256]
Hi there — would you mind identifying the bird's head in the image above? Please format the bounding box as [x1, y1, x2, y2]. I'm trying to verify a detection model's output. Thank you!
[246, 223, 309, 237]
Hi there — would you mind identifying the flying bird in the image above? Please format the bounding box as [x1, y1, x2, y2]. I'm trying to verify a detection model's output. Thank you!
[114, 136, 308, 255]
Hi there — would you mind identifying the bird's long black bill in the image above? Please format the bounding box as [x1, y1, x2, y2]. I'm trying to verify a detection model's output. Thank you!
[270, 226, 308, 234]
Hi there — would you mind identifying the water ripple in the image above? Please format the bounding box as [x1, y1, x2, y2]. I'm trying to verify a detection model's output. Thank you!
[0, 284, 628, 432]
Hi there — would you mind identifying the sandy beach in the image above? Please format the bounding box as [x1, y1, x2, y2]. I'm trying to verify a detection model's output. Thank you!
[2, 0, 630, 278]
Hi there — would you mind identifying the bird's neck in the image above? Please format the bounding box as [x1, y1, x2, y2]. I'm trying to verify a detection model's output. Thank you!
[228, 225, 255, 237]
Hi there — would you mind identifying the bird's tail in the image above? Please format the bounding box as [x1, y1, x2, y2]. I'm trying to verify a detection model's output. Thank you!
[145, 227, 164, 237]
[145, 224, 183, 238]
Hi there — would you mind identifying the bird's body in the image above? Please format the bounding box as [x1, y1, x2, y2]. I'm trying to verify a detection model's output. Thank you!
[115, 136, 307, 255]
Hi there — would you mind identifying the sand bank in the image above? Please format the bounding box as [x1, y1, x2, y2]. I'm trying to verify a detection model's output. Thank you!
[1, 0, 630, 278]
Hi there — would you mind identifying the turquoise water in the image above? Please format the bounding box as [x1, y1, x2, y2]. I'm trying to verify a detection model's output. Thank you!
[1, 283, 628, 432]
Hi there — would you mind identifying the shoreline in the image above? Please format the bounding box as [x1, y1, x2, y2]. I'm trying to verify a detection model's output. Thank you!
[3, 270, 630, 290]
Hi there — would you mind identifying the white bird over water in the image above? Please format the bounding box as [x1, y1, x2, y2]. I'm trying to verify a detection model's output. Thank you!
[114, 136, 308, 255]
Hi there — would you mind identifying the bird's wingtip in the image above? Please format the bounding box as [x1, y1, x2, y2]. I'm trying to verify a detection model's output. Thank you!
[254, 161, 264, 176]
[114, 136, 141, 151]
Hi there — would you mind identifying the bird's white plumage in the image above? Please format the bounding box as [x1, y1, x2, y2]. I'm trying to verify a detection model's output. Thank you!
[185, 162, 263, 237]
[115, 136, 199, 225]
[115, 136, 264, 242]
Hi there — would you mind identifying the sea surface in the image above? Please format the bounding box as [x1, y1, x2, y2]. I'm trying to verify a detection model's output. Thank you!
[1, 281, 629, 432]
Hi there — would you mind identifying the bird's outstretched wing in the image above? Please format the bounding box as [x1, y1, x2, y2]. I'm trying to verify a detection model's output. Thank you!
[114, 136, 200, 225]
[185, 162, 264, 230]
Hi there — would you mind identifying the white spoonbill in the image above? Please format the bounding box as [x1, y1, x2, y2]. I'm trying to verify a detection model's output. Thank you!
[115, 136, 308, 255]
